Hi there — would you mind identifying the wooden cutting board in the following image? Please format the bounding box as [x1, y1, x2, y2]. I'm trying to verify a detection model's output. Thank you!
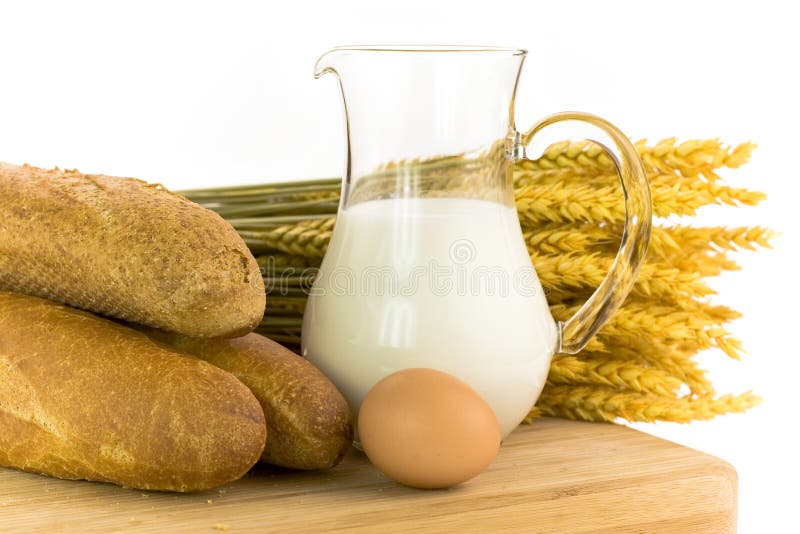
[0, 418, 736, 533]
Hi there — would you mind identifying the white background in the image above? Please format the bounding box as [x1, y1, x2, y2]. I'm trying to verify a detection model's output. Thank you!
[1, 1, 797, 531]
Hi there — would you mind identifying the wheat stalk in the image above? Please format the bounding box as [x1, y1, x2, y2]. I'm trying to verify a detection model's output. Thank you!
[532, 252, 714, 300]
[251, 231, 726, 301]
[550, 299, 743, 359]
[242, 218, 335, 257]
[515, 176, 765, 225]
[526, 223, 774, 258]
[548, 356, 683, 396]
[534, 385, 760, 423]
[516, 139, 755, 179]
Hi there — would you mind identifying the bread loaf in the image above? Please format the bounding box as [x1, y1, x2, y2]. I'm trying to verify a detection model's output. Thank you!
[0, 163, 265, 338]
[146, 330, 353, 470]
[0, 291, 267, 491]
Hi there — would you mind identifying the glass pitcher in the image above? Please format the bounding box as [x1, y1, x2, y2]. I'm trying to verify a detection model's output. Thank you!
[302, 46, 652, 439]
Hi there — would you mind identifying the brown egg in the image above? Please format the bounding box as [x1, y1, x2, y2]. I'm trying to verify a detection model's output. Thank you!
[358, 368, 500, 489]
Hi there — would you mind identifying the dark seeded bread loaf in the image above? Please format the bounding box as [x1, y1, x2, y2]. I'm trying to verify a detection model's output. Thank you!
[0, 291, 267, 492]
[146, 330, 353, 470]
[0, 163, 265, 338]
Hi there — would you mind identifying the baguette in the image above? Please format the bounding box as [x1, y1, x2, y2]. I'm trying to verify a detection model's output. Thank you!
[0, 291, 267, 492]
[146, 330, 353, 470]
[0, 163, 265, 338]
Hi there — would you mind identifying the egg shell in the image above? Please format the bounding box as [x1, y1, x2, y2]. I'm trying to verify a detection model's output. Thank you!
[358, 368, 500, 489]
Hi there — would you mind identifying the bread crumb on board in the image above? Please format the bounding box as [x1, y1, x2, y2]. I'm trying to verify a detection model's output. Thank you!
[213, 524, 229, 531]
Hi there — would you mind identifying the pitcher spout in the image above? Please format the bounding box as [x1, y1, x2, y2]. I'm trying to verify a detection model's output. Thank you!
[314, 48, 347, 79]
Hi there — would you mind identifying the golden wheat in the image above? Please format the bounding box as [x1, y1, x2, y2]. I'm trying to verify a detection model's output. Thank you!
[534, 385, 760, 423]
[577, 345, 716, 397]
[242, 218, 335, 258]
[530, 223, 774, 258]
[180, 137, 770, 425]
[532, 252, 714, 300]
[550, 299, 743, 359]
[548, 356, 683, 396]
[515, 139, 755, 180]
[252, 236, 721, 301]
[515, 177, 765, 225]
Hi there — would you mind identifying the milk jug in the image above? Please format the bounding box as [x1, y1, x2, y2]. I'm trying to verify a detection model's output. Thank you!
[302, 46, 652, 439]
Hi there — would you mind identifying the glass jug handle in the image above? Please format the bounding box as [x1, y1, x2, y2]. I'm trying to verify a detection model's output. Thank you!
[519, 112, 653, 354]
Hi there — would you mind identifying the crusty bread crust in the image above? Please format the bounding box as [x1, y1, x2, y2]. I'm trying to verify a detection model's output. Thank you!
[0, 163, 265, 337]
[147, 330, 353, 470]
[0, 291, 267, 491]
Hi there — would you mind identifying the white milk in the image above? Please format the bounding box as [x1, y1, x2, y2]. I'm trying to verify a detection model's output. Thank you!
[301, 197, 558, 439]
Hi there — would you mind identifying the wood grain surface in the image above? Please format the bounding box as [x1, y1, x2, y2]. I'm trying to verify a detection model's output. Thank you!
[0, 418, 736, 533]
